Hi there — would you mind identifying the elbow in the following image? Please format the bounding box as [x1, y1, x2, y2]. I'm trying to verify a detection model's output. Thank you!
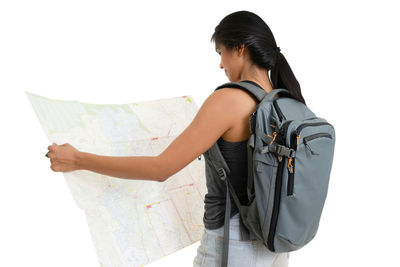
[157, 168, 172, 183]
[157, 172, 171, 183]
[157, 172, 166, 182]
[154, 156, 170, 183]
[157, 175, 168, 183]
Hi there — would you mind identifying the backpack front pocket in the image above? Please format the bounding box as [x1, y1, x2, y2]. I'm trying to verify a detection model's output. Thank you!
[276, 128, 335, 247]
[286, 120, 334, 196]
[287, 132, 333, 196]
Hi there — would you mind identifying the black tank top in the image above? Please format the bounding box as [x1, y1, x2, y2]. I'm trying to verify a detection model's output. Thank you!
[202, 137, 249, 229]
[202, 80, 264, 230]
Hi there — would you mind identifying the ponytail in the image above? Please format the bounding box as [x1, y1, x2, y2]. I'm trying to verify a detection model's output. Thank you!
[271, 47, 306, 105]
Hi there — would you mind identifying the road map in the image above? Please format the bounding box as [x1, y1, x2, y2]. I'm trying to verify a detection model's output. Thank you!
[26, 92, 207, 267]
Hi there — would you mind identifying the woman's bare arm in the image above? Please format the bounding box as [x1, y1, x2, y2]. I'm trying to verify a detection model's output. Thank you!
[76, 153, 163, 181]
[50, 88, 243, 182]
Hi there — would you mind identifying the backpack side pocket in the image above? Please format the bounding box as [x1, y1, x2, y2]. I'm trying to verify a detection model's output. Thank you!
[253, 149, 279, 246]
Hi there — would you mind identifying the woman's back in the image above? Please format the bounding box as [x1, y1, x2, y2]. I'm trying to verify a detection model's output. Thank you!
[202, 80, 265, 230]
[217, 80, 272, 143]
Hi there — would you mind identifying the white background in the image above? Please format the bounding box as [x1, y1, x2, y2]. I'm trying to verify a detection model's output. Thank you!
[1, 0, 399, 266]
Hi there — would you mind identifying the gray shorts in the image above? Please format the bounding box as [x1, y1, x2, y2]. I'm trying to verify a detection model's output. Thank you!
[193, 213, 290, 267]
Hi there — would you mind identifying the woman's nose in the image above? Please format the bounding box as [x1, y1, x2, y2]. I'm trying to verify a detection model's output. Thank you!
[219, 62, 223, 69]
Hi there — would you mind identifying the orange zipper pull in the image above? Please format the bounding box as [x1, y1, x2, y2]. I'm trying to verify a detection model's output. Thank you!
[296, 135, 300, 151]
[287, 158, 293, 173]
[270, 132, 277, 145]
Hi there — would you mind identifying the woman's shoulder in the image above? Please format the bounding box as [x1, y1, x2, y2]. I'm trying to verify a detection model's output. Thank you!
[211, 87, 259, 115]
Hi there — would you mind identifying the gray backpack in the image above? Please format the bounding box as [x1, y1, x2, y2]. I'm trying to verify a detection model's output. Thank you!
[205, 80, 336, 267]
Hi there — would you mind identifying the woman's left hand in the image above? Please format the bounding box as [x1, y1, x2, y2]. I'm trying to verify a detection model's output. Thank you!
[46, 143, 81, 172]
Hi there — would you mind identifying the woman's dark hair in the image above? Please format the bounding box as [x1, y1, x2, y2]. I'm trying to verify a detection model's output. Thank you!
[211, 10, 306, 105]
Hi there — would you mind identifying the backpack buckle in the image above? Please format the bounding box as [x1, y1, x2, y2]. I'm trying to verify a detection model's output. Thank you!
[275, 144, 296, 158]
[218, 168, 227, 181]
[275, 145, 283, 155]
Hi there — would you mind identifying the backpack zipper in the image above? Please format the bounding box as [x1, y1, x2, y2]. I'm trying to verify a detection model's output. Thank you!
[267, 119, 292, 251]
[294, 122, 332, 136]
[303, 132, 332, 142]
[267, 154, 285, 252]
[287, 122, 333, 196]
[278, 120, 293, 139]
[303, 133, 332, 155]
[290, 122, 333, 148]
[273, 100, 286, 122]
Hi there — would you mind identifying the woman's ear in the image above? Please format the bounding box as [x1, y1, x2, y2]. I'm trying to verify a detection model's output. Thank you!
[236, 44, 246, 57]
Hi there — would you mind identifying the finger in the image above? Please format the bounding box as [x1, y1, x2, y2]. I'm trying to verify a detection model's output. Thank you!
[49, 142, 58, 150]
[51, 163, 61, 172]
[48, 143, 57, 151]
[50, 164, 57, 172]
[47, 152, 57, 161]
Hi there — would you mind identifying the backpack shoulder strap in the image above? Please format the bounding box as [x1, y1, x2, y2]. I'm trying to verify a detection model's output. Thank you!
[208, 141, 249, 267]
[215, 81, 293, 103]
[214, 81, 267, 102]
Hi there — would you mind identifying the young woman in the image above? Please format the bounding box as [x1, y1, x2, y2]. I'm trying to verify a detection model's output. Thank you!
[46, 10, 305, 267]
